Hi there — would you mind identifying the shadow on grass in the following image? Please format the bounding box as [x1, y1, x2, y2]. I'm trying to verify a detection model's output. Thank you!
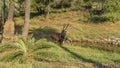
[15, 25, 22, 34]
[59, 45, 115, 68]
[30, 12, 44, 19]
[29, 26, 58, 41]
[15, 25, 59, 41]
[18, 12, 43, 18]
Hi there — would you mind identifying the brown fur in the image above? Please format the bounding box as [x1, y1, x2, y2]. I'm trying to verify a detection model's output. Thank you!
[51, 33, 71, 44]
[51, 33, 60, 43]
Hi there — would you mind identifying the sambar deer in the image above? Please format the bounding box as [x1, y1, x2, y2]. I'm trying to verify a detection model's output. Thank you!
[51, 24, 71, 45]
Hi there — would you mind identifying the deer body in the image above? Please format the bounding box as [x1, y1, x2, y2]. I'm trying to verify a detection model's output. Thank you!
[51, 33, 60, 43]
[51, 24, 70, 45]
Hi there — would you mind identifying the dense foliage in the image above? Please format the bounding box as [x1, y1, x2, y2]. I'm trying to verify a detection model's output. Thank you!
[0, 38, 58, 63]
[0, 0, 120, 23]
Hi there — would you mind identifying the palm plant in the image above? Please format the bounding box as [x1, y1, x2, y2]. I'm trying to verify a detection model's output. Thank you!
[0, 37, 58, 63]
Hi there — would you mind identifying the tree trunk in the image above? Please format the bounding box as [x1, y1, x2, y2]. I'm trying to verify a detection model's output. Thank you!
[45, 1, 55, 20]
[8, 0, 14, 20]
[45, 5, 50, 20]
[22, 0, 30, 40]
[2, 0, 15, 43]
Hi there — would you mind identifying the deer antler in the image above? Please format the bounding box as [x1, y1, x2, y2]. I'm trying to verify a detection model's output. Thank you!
[62, 24, 66, 30]
[64, 24, 69, 30]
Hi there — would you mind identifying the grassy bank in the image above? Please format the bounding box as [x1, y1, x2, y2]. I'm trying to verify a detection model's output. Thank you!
[0, 41, 120, 68]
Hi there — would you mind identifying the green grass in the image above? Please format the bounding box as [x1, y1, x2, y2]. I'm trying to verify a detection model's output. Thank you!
[64, 45, 120, 63]
[0, 39, 120, 68]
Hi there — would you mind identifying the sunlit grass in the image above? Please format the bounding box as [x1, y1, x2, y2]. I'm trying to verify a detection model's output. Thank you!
[0, 42, 120, 67]
[15, 10, 120, 40]
[64, 45, 120, 64]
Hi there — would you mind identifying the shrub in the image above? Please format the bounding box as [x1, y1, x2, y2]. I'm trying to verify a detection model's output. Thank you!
[84, 0, 120, 23]
[0, 37, 58, 63]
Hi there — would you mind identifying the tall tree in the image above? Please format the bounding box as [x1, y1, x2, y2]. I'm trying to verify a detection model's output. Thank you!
[22, 0, 30, 40]
[2, 0, 15, 43]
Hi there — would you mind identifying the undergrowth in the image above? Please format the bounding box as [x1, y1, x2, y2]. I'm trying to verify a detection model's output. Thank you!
[0, 37, 58, 63]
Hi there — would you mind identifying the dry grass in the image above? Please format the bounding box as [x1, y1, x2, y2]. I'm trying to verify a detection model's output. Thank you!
[15, 10, 120, 40]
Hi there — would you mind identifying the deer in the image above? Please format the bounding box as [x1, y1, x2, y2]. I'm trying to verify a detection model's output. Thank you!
[51, 24, 70, 45]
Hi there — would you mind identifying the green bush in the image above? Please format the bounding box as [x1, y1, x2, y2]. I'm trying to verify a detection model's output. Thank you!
[88, 15, 109, 23]
[0, 37, 58, 63]
[84, 0, 120, 23]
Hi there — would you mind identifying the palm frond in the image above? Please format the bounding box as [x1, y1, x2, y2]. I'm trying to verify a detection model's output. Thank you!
[15, 39, 27, 53]
[0, 51, 23, 62]
[0, 43, 17, 52]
